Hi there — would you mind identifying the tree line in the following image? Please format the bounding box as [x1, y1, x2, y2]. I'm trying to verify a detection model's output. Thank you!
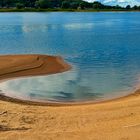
[0, 0, 140, 10]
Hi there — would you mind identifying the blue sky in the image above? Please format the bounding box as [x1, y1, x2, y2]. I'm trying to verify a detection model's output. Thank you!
[85, 0, 140, 6]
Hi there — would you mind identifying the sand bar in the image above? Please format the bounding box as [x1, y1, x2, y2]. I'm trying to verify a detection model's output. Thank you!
[0, 54, 140, 139]
[0, 54, 71, 81]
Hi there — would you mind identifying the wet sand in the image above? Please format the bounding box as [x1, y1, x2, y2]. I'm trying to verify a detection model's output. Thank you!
[0, 54, 140, 140]
[0, 54, 71, 81]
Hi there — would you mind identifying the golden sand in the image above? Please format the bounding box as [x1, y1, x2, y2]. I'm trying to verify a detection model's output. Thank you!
[0, 54, 71, 80]
[0, 55, 140, 140]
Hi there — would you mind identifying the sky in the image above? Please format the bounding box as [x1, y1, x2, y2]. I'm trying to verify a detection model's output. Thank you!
[85, 0, 140, 6]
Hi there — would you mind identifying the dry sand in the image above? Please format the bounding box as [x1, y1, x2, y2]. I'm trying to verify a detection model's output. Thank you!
[0, 55, 140, 140]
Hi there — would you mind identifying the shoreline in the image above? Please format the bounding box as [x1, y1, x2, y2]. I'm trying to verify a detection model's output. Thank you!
[0, 54, 139, 106]
[0, 54, 140, 139]
[0, 85, 139, 107]
[0, 54, 140, 106]
[0, 9, 140, 12]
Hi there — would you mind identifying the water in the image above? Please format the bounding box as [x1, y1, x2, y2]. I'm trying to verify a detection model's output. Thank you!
[0, 12, 140, 103]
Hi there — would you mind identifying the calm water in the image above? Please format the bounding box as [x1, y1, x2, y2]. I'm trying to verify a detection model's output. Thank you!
[0, 12, 140, 103]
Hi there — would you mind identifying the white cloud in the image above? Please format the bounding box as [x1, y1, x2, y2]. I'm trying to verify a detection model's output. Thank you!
[85, 0, 140, 6]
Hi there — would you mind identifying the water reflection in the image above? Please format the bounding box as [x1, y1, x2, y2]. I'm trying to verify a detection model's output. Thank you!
[0, 12, 140, 102]
[0, 65, 137, 103]
[0, 69, 104, 102]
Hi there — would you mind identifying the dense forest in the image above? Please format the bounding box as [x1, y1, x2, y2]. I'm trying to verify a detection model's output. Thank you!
[0, 0, 140, 11]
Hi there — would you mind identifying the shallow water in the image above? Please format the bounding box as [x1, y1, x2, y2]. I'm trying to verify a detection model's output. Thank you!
[0, 12, 140, 103]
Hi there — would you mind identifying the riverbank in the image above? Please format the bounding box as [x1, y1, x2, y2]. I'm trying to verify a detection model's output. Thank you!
[0, 8, 140, 12]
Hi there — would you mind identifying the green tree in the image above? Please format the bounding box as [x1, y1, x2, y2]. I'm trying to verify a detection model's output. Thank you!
[16, 3, 24, 9]
[70, 2, 79, 9]
[61, 1, 70, 9]
[35, 0, 50, 8]
[133, 5, 138, 10]
[114, 5, 122, 9]
[79, 1, 91, 9]
[93, 1, 104, 9]
[0, 0, 15, 7]
[50, 0, 62, 8]
[126, 5, 131, 10]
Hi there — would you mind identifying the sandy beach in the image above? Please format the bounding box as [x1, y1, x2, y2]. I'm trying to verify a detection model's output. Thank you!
[0, 55, 140, 140]
[0, 54, 71, 81]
